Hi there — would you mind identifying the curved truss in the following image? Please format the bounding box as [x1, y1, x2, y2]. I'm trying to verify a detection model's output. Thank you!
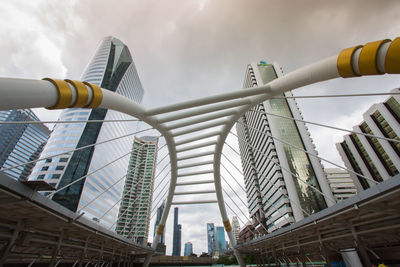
[0, 37, 399, 266]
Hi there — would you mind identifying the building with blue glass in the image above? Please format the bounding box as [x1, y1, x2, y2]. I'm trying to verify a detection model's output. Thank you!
[216, 226, 226, 254]
[206, 223, 216, 255]
[172, 207, 182, 256]
[28, 36, 144, 228]
[184, 242, 193, 256]
[236, 62, 335, 235]
[0, 109, 50, 180]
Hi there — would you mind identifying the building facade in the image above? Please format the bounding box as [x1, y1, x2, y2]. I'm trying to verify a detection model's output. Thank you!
[236, 62, 334, 234]
[172, 207, 182, 256]
[29, 36, 144, 227]
[206, 223, 216, 255]
[336, 88, 400, 192]
[0, 109, 50, 180]
[231, 216, 240, 242]
[184, 242, 193, 256]
[216, 226, 226, 254]
[154, 200, 166, 243]
[116, 136, 158, 245]
[325, 168, 357, 201]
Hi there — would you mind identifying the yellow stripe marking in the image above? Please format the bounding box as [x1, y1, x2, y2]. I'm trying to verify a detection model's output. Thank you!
[337, 45, 363, 78]
[65, 79, 89, 108]
[385, 37, 400, 74]
[43, 78, 72, 109]
[358, 39, 390, 75]
[83, 82, 103, 108]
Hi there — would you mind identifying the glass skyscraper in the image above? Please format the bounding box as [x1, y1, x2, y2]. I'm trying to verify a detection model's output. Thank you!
[29, 36, 144, 227]
[154, 200, 166, 243]
[236, 62, 334, 235]
[116, 136, 158, 245]
[172, 207, 182, 256]
[184, 242, 193, 256]
[206, 223, 216, 255]
[0, 109, 50, 180]
[216, 226, 226, 254]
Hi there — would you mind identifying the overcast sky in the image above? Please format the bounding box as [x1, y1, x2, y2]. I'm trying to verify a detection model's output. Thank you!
[1, 0, 400, 255]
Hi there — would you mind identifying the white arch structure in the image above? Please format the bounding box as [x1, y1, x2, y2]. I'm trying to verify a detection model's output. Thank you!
[0, 37, 399, 266]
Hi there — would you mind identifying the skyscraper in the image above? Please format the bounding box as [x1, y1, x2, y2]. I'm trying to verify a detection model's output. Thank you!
[336, 88, 400, 191]
[154, 200, 166, 243]
[0, 109, 50, 180]
[29, 36, 144, 227]
[216, 226, 226, 254]
[172, 207, 182, 256]
[231, 216, 240, 242]
[236, 61, 334, 234]
[206, 223, 216, 255]
[184, 242, 193, 256]
[116, 136, 158, 245]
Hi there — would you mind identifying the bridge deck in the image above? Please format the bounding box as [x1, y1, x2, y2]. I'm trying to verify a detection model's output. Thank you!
[0, 173, 153, 265]
[236, 175, 400, 261]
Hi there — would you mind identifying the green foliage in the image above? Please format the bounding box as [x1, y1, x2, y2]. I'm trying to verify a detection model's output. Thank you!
[217, 255, 238, 265]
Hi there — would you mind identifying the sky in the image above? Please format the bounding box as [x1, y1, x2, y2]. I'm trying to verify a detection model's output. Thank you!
[1, 0, 400, 255]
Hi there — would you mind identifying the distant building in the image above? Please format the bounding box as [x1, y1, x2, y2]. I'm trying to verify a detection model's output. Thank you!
[172, 207, 182, 256]
[0, 109, 50, 181]
[236, 61, 334, 235]
[216, 226, 226, 254]
[184, 242, 193, 256]
[325, 168, 357, 201]
[154, 200, 166, 243]
[116, 136, 158, 245]
[231, 216, 240, 242]
[206, 223, 217, 255]
[337, 88, 400, 192]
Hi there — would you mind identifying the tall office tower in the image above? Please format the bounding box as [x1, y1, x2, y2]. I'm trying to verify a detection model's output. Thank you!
[325, 168, 357, 202]
[154, 200, 166, 243]
[172, 207, 182, 256]
[231, 216, 240, 242]
[0, 109, 50, 180]
[29, 36, 144, 227]
[336, 88, 400, 192]
[236, 62, 334, 234]
[216, 226, 226, 254]
[206, 223, 217, 255]
[184, 242, 193, 256]
[116, 136, 158, 245]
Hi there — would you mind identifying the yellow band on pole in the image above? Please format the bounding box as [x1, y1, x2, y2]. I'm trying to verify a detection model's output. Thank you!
[358, 39, 391, 75]
[337, 45, 363, 78]
[385, 37, 400, 74]
[223, 220, 232, 232]
[156, 224, 165, 235]
[65, 79, 89, 108]
[43, 78, 73, 109]
[83, 81, 103, 108]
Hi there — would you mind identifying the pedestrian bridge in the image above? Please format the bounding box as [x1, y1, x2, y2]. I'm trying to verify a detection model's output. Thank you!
[0, 37, 399, 266]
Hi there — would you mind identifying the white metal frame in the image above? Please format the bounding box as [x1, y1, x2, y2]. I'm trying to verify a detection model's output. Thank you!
[0, 37, 398, 267]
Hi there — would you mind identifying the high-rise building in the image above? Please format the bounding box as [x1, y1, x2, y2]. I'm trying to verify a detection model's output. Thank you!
[236, 61, 334, 234]
[216, 226, 226, 254]
[116, 136, 158, 245]
[336, 88, 400, 192]
[206, 223, 216, 255]
[325, 168, 357, 202]
[231, 216, 240, 242]
[184, 242, 193, 256]
[29, 36, 144, 227]
[172, 207, 182, 256]
[0, 109, 50, 181]
[154, 200, 166, 243]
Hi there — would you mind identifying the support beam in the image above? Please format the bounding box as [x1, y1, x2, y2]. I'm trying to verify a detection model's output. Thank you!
[0, 221, 22, 266]
[174, 190, 216, 195]
[176, 180, 214, 186]
[171, 200, 218, 205]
